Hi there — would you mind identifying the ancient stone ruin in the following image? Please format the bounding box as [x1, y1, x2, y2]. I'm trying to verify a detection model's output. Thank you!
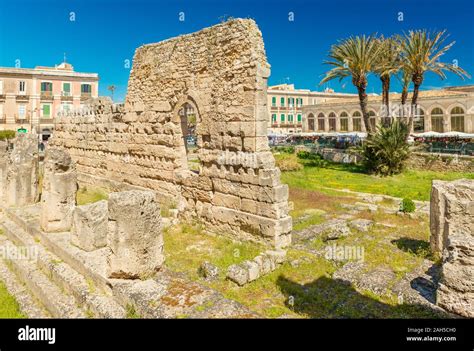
[3, 134, 39, 207]
[49, 19, 292, 248]
[71, 200, 108, 252]
[107, 190, 164, 279]
[430, 179, 474, 317]
[40, 149, 78, 232]
[0, 140, 8, 202]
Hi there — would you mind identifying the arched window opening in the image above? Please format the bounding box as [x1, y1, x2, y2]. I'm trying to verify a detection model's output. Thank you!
[431, 107, 444, 133]
[368, 110, 376, 131]
[340, 112, 348, 131]
[414, 108, 425, 133]
[307, 113, 315, 131]
[352, 111, 362, 131]
[328, 112, 336, 131]
[450, 107, 465, 132]
[317, 113, 325, 131]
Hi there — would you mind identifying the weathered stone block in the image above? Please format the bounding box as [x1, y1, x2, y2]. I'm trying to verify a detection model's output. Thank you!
[71, 200, 108, 251]
[430, 179, 474, 318]
[5, 134, 39, 207]
[226, 264, 248, 286]
[107, 190, 164, 279]
[40, 148, 77, 232]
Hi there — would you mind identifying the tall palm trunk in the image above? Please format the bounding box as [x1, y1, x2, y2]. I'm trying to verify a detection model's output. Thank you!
[380, 74, 390, 126]
[401, 85, 408, 115]
[356, 85, 372, 134]
[408, 73, 423, 135]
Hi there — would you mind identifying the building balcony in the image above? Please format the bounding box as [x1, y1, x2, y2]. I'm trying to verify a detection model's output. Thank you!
[0, 94, 6, 101]
[81, 92, 92, 100]
[15, 117, 29, 125]
[61, 92, 74, 101]
[16, 94, 30, 101]
[40, 91, 54, 100]
[39, 118, 54, 124]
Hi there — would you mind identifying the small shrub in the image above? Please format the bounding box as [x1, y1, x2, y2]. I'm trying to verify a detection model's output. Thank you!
[0, 130, 15, 141]
[400, 198, 416, 213]
[297, 151, 328, 168]
[276, 154, 303, 171]
[361, 120, 410, 176]
[296, 150, 312, 159]
[273, 146, 295, 154]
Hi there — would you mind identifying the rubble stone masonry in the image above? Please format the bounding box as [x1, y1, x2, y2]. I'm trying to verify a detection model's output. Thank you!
[49, 19, 292, 248]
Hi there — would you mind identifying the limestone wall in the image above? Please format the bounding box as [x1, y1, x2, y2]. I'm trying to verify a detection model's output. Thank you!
[407, 152, 474, 173]
[49, 19, 292, 248]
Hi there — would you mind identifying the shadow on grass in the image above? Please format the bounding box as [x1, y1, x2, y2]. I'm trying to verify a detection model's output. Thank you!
[391, 237, 432, 259]
[277, 275, 447, 318]
[302, 158, 368, 174]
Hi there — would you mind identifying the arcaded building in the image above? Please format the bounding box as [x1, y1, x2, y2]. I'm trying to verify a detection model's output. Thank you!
[301, 86, 474, 134]
[267, 84, 356, 134]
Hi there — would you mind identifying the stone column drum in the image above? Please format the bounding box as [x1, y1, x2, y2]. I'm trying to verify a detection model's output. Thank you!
[0, 140, 8, 203]
[430, 179, 474, 318]
[40, 149, 78, 232]
[106, 190, 164, 279]
[5, 134, 39, 207]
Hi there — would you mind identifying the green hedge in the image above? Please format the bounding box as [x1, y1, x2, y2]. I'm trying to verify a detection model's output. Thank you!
[0, 130, 15, 141]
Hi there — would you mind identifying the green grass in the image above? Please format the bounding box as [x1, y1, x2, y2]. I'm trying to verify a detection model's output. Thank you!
[164, 223, 263, 280]
[76, 186, 109, 206]
[0, 280, 25, 318]
[277, 153, 473, 201]
[163, 213, 441, 318]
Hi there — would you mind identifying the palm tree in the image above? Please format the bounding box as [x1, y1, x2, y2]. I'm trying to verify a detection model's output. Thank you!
[373, 36, 401, 125]
[400, 30, 470, 132]
[107, 85, 116, 102]
[321, 35, 380, 133]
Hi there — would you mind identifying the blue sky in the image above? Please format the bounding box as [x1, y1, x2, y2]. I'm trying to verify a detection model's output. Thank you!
[1, 0, 473, 102]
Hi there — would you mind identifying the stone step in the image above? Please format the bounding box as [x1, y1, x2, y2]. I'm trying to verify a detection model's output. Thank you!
[3, 206, 111, 293]
[0, 236, 86, 318]
[1, 205, 258, 318]
[0, 217, 126, 318]
[0, 254, 50, 318]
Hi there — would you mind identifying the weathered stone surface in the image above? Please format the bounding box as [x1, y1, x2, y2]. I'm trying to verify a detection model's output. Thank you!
[40, 148, 77, 232]
[199, 261, 219, 280]
[430, 179, 474, 318]
[226, 264, 249, 286]
[49, 19, 292, 248]
[227, 249, 286, 286]
[349, 218, 374, 232]
[5, 134, 39, 207]
[430, 179, 473, 255]
[107, 190, 164, 279]
[322, 220, 351, 241]
[0, 140, 8, 203]
[71, 200, 108, 251]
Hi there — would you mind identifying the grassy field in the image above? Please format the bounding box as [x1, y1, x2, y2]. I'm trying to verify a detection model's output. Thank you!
[277, 153, 473, 201]
[163, 212, 440, 318]
[0, 230, 25, 318]
[0, 280, 25, 318]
